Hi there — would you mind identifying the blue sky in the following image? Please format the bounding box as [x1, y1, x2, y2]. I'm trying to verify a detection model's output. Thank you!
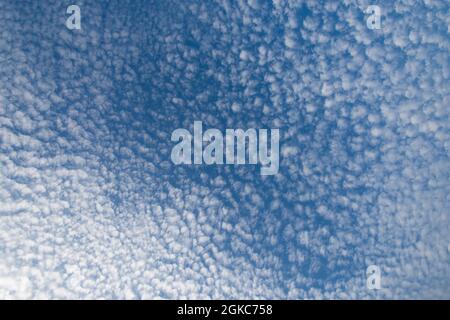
[0, 0, 449, 299]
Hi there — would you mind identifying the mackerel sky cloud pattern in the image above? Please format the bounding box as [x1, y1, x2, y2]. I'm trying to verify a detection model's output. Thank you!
[0, 0, 449, 299]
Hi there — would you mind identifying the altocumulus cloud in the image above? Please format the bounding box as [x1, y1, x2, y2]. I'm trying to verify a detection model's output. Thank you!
[0, 0, 449, 299]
